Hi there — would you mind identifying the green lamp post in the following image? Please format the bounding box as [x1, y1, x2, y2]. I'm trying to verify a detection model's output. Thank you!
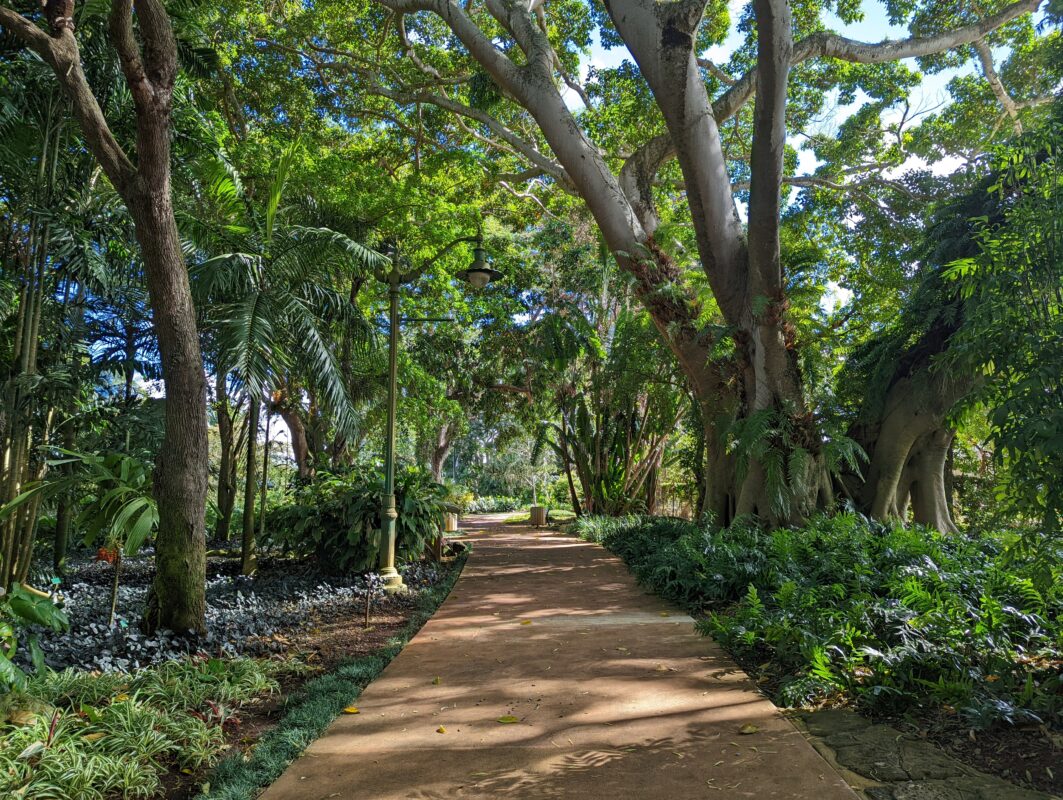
[376, 236, 499, 593]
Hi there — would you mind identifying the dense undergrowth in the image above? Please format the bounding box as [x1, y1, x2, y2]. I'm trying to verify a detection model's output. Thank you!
[264, 468, 447, 572]
[572, 513, 1062, 728]
[0, 554, 466, 799]
[464, 495, 524, 514]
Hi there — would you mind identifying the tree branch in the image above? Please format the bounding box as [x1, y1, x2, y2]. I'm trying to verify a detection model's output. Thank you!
[697, 57, 736, 85]
[375, 85, 572, 187]
[0, 5, 135, 192]
[747, 0, 792, 299]
[714, 0, 1042, 122]
[972, 38, 1022, 133]
[131, 0, 178, 91]
[619, 133, 672, 235]
[375, 0, 525, 93]
[109, 0, 152, 108]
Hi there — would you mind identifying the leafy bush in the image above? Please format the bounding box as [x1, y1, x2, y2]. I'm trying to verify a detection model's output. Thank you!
[466, 495, 523, 513]
[264, 467, 446, 573]
[571, 513, 1062, 727]
[547, 475, 573, 510]
[443, 484, 475, 513]
[0, 656, 300, 800]
[0, 586, 69, 690]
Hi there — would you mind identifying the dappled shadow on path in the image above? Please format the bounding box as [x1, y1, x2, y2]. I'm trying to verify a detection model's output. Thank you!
[260, 523, 856, 800]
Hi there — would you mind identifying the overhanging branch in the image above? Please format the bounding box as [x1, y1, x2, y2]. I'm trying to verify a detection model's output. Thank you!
[713, 0, 1042, 122]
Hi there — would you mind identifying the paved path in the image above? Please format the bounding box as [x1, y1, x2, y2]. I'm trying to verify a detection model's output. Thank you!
[262, 517, 857, 800]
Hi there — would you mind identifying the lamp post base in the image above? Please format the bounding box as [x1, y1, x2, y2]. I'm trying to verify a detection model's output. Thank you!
[380, 567, 406, 594]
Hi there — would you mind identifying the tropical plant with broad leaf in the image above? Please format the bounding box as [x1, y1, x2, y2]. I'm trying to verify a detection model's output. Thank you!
[190, 142, 385, 428]
[187, 141, 386, 570]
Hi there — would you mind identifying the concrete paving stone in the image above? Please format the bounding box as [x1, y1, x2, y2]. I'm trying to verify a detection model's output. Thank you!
[801, 709, 1057, 800]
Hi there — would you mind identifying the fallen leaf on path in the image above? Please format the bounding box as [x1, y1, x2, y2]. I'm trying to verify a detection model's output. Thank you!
[436, 726, 447, 733]
[738, 724, 759, 735]
[432, 677, 441, 685]
[83, 733, 106, 742]
[497, 715, 519, 724]
[342, 706, 360, 714]
[520, 620, 532, 625]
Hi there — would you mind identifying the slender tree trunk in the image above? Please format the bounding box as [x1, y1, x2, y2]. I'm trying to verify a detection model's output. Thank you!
[241, 398, 259, 575]
[644, 459, 659, 515]
[53, 420, 77, 575]
[214, 370, 237, 541]
[559, 415, 583, 517]
[257, 408, 270, 546]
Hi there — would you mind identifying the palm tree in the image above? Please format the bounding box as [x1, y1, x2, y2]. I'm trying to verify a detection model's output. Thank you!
[189, 143, 384, 573]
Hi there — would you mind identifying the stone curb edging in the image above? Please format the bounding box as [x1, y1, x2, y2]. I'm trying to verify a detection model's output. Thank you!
[793, 709, 1060, 800]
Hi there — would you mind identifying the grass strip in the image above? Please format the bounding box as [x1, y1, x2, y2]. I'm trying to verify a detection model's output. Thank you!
[201, 553, 468, 799]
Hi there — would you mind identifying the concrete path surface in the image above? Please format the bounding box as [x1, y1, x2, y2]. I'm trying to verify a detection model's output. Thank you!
[262, 516, 857, 800]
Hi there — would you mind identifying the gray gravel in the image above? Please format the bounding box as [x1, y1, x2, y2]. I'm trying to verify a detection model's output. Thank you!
[20, 554, 445, 673]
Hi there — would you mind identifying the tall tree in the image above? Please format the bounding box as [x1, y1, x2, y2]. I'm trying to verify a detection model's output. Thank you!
[191, 145, 382, 571]
[257, 0, 1052, 526]
[0, 0, 209, 632]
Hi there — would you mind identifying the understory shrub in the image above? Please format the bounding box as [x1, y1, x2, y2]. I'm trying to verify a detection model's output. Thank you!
[0, 657, 302, 800]
[571, 512, 1062, 727]
[264, 467, 446, 573]
[466, 495, 523, 513]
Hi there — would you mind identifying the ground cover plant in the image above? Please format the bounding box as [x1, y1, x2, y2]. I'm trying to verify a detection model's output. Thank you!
[0, 553, 465, 799]
[19, 552, 443, 673]
[572, 513, 1062, 729]
[0, 656, 301, 800]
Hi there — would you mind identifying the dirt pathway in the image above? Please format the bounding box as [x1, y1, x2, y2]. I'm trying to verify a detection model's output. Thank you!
[261, 517, 857, 799]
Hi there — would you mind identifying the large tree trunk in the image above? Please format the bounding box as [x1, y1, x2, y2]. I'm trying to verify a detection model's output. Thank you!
[131, 186, 209, 634]
[0, 1, 210, 633]
[847, 316, 975, 533]
[278, 404, 313, 481]
[368, 0, 1030, 530]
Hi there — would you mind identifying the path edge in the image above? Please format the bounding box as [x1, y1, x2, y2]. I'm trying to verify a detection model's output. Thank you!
[200, 552, 469, 800]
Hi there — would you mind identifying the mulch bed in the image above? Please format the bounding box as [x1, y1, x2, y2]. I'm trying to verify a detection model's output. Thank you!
[891, 710, 1062, 796]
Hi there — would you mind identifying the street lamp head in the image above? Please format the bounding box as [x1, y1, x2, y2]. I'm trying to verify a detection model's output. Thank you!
[458, 241, 502, 288]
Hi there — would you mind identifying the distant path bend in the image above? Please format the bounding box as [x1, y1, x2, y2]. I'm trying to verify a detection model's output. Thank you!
[262, 514, 858, 799]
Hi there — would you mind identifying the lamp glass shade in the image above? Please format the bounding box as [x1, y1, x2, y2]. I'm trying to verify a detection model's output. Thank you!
[466, 269, 491, 289]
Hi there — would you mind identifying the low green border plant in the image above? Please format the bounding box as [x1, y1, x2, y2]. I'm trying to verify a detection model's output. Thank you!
[571, 513, 1062, 728]
[200, 552, 468, 799]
